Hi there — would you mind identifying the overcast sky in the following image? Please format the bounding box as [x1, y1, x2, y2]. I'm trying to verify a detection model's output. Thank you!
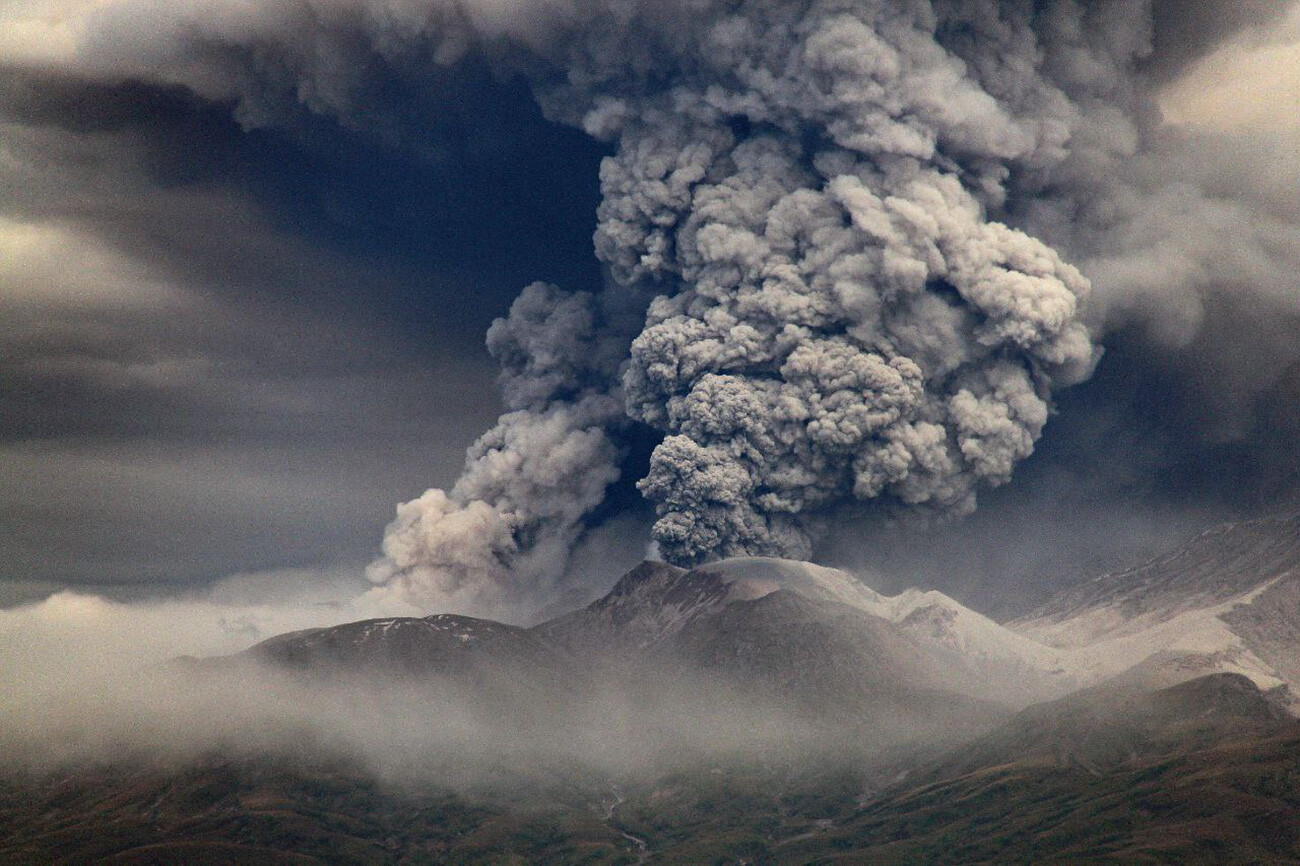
[1, 8, 610, 604]
[1, 1, 1298, 616]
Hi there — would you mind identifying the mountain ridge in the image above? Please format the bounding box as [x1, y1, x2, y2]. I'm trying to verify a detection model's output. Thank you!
[236, 554, 1078, 713]
[6, 515, 1300, 863]
[226, 514, 1300, 715]
[1013, 513, 1300, 631]
[1008, 513, 1300, 708]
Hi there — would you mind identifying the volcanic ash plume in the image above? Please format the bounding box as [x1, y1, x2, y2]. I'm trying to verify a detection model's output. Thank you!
[366, 282, 636, 614]
[74, 0, 1299, 617]
[367, 0, 1100, 612]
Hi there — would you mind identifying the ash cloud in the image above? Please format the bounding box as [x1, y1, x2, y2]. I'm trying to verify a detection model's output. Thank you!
[377, 0, 1293, 614]
[375, 0, 1104, 608]
[8, 0, 1300, 617]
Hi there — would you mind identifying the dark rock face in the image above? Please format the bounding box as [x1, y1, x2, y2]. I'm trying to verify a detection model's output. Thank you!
[535, 560, 715, 653]
[250, 614, 561, 677]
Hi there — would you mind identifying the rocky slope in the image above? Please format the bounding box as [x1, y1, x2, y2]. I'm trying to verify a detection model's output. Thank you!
[540, 556, 1076, 705]
[233, 514, 1300, 717]
[1011, 513, 1300, 706]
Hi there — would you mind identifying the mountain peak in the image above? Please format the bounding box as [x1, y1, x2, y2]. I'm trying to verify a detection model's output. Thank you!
[598, 560, 688, 605]
[538, 560, 726, 652]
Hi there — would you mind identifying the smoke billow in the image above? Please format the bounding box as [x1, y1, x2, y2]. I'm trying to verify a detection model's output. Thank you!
[367, 282, 637, 614]
[369, 0, 1101, 608]
[48, 0, 1300, 616]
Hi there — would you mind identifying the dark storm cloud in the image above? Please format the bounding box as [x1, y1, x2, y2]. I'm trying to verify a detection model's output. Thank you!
[0, 55, 609, 599]
[1, 0, 1297, 620]
[0, 64, 607, 330]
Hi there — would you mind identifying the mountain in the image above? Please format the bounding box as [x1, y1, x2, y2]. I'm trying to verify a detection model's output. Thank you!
[222, 527, 1300, 723]
[238, 556, 1075, 714]
[599, 672, 1300, 864]
[1015, 513, 1300, 634]
[0, 757, 634, 864]
[1010, 513, 1300, 706]
[175, 555, 1098, 766]
[6, 673, 1293, 865]
[236, 557, 1047, 749]
[765, 674, 1300, 865]
[542, 556, 1074, 705]
[536, 560, 713, 653]
[251, 614, 565, 676]
[7, 519, 1300, 863]
[662, 588, 1010, 747]
[917, 671, 1292, 781]
[195, 529, 1300, 733]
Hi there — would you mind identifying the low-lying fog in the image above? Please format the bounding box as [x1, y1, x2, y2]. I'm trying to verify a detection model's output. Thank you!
[0, 571, 982, 788]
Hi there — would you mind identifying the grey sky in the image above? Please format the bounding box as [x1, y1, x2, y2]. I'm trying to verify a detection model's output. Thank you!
[1, 1, 1298, 616]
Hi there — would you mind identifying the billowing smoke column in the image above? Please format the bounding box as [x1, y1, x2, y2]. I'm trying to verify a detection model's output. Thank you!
[368, 281, 638, 612]
[74, 0, 1293, 616]
[371, 0, 1103, 611]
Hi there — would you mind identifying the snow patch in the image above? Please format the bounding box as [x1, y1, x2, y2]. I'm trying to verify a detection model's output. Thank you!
[696, 558, 1073, 688]
[1013, 577, 1294, 699]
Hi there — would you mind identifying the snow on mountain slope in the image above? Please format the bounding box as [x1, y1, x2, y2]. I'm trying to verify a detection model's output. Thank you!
[535, 556, 1078, 702]
[1013, 514, 1300, 644]
[694, 557, 887, 606]
[888, 590, 1068, 674]
[693, 558, 1076, 697]
[1010, 515, 1300, 709]
[1044, 579, 1290, 691]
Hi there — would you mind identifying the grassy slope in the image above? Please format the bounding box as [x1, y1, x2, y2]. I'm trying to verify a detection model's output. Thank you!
[2, 678, 1298, 864]
[0, 758, 636, 864]
[776, 725, 1300, 864]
